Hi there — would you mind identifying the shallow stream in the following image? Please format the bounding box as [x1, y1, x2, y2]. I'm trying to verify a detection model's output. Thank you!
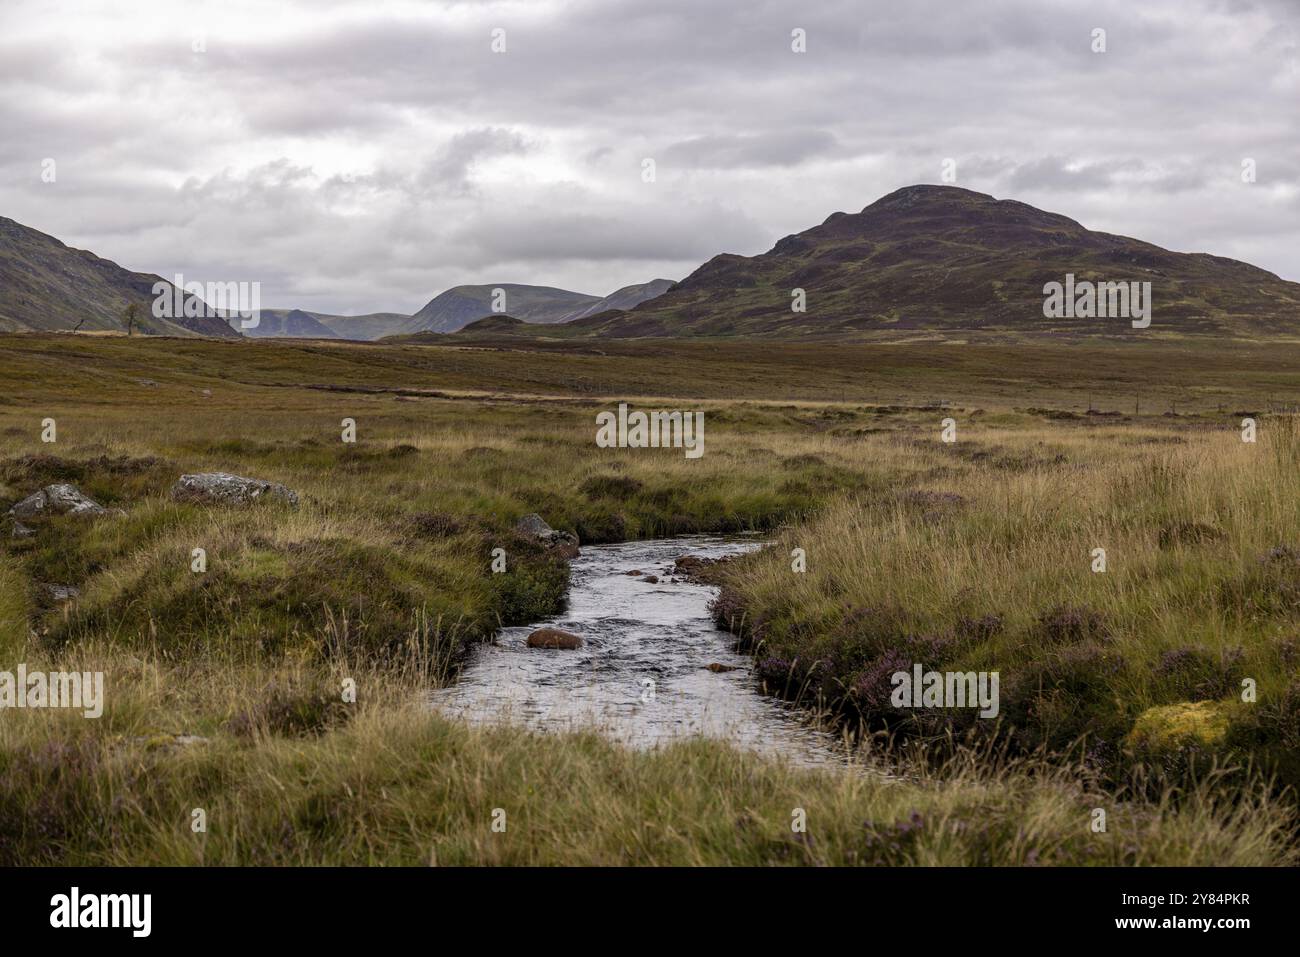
[430, 536, 843, 765]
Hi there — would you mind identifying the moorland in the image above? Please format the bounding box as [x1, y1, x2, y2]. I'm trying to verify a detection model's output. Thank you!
[1, 331, 1298, 865]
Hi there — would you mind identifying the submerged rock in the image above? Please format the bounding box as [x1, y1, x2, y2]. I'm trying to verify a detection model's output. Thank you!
[514, 512, 579, 559]
[642, 574, 659, 584]
[170, 472, 299, 507]
[705, 663, 739, 673]
[526, 627, 583, 650]
[9, 483, 115, 519]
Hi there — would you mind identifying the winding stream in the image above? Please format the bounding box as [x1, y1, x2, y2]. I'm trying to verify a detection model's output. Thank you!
[430, 536, 844, 766]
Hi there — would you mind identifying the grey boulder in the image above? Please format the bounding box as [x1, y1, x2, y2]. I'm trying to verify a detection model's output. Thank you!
[9, 483, 115, 519]
[170, 472, 299, 507]
[514, 512, 579, 558]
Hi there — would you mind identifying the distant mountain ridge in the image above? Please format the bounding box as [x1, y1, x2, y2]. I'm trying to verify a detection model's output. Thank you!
[236, 309, 339, 339]
[402, 280, 678, 335]
[0, 217, 241, 338]
[262, 280, 677, 339]
[0, 214, 673, 342]
[565, 279, 676, 321]
[227, 308, 411, 339]
[408, 284, 601, 334]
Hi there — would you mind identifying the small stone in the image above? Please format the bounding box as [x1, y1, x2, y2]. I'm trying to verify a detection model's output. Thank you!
[706, 663, 740, 673]
[43, 583, 79, 602]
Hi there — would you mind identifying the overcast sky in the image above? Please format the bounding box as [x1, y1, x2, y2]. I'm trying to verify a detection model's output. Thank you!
[2, 0, 1297, 314]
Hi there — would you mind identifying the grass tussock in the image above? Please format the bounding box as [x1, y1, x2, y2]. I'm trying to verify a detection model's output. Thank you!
[1, 659, 1292, 865]
[717, 417, 1300, 788]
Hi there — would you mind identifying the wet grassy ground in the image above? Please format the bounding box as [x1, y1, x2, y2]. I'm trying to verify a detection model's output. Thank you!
[0, 331, 1297, 864]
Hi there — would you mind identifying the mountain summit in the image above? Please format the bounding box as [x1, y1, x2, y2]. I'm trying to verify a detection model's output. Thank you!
[575, 185, 1300, 338]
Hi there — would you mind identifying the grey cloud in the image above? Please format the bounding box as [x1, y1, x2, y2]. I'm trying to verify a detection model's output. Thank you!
[453, 199, 769, 264]
[662, 131, 840, 170]
[1003, 156, 1208, 194]
[418, 128, 535, 194]
[242, 94, 402, 135]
